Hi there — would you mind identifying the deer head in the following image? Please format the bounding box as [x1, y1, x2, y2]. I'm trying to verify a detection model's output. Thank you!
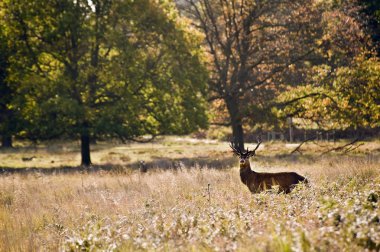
[230, 138, 262, 168]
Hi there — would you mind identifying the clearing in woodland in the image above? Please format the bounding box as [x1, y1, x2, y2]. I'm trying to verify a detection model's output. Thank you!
[0, 137, 379, 251]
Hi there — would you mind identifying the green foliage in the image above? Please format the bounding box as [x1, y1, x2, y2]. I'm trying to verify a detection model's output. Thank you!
[277, 1, 380, 131]
[2, 0, 208, 154]
[278, 54, 380, 130]
[0, 16, 23, 144]
[0, 24, 11, 132]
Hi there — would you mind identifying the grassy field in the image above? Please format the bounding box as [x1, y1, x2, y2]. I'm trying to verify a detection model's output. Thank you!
[0, 137, 379, 251]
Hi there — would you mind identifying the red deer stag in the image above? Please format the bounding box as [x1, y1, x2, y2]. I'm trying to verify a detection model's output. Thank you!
[230, 140, 308, 193]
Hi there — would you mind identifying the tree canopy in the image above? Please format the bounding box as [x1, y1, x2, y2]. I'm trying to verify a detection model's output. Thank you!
[181, 0, 379, 146]
[0, 0, 378, 163]
[184, 0, 325, 149]
[278, 0, 380, 132]
[0, 12, 22, 148]
[3, 0, 208, 165]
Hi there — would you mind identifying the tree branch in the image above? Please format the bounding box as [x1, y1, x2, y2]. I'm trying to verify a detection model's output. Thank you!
[321, 137, 363, 155]
[276, 92, 322, 108]
[290, 136, 316, 155]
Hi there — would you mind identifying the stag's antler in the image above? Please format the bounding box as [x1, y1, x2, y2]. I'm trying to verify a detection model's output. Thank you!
[247, 137, 262, 156]
[229, 141, 242, 156]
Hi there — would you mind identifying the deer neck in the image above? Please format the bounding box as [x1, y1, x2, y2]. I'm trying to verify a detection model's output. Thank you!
[240, 160, 256, 184]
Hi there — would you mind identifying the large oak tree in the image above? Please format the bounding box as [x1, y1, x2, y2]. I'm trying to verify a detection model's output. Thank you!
[4, 0, 208, 165]
[184, 0, 323, 149]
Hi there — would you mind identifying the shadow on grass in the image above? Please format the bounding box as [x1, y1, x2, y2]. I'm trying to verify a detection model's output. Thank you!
[0, 156, 237, 176]
[0, 165, 122, 176]
[257, 153, 318, 163]
[5, 152, 374, 176]
[126, 156, 237, 170]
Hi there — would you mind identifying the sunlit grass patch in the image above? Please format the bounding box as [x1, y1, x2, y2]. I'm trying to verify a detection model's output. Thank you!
[0, 139, 379, 251]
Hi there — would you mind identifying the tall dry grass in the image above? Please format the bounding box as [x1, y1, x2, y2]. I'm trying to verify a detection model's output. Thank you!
[0, 153, 379, 251]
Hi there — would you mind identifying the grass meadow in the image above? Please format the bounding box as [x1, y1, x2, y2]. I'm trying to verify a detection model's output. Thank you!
[0, 137, 379, 251]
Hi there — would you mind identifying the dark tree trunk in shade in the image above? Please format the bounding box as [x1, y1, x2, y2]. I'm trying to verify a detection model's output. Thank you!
[232, 121, 244, 151]
[1, 135, 12, 148]
[79, 6, 99, 167]
[81, 133, 92, 166]
[226, 96, 245, 151]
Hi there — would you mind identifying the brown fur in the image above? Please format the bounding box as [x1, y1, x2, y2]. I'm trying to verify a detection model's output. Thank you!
[239, 161, 308, 193]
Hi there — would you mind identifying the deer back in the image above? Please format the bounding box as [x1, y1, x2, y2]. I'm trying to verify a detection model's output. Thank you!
[253, 172, 307, 193]
[241, 165, 307, 193]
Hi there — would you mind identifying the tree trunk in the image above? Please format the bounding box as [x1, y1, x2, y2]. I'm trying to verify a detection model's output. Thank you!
[1, 135, 13, 148]
[226, 96, 245, 150]
[232, 120, 244, 150]
[81, 133, 92, 166]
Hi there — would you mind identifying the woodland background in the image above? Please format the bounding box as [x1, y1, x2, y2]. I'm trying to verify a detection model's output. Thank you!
[0, 1, 380, 251]
[1, 0, 379, 166]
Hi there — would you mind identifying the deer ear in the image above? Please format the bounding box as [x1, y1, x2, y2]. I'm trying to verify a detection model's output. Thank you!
[248, 151, 256, 157]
